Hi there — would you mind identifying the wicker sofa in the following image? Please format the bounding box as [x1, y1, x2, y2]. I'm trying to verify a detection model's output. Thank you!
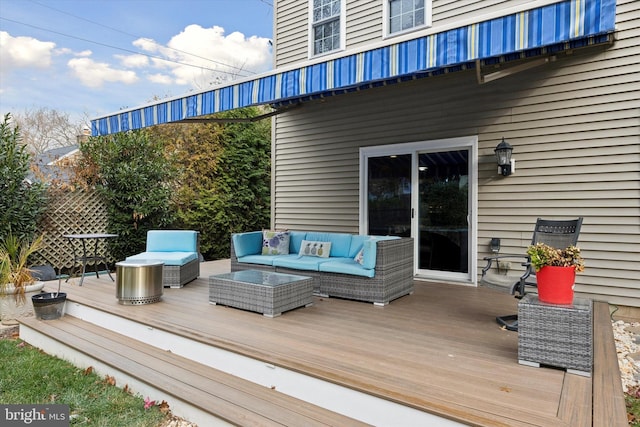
[126, 230, 200, 288]
[231, 230, 414, 305]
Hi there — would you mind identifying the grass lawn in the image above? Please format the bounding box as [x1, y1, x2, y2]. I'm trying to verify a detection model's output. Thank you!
[628, 388, 640, 427]
[0, 335, 171, 426]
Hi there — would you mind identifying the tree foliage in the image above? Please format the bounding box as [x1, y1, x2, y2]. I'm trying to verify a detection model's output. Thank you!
[76, 130, 175, 261]
[12, 107, 86, 155]
[0, 113, 47, 241]
[149, 107, 271, 259]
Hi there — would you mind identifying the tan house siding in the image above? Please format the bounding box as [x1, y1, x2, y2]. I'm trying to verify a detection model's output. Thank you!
[273, 0, 640, 306]
[274, 1, 573, 67]
[346, 0, 383, 48]
[274, 0, 309, 67]
[433, 0, 541, 27]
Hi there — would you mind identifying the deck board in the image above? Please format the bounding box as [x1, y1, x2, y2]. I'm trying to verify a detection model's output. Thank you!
[21, 315, 367, 426]
[558, 373, 592, 426]
[43, 260, 622, 426]
[592, 302, 629, 427]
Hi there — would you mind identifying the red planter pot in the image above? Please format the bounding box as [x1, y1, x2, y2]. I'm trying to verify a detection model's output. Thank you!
[536, 266, 576, 304]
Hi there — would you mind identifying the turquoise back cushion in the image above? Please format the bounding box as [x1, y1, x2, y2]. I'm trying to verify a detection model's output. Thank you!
[361, 236, 400, 268]
[288, 231, 308, 254]
[348, 235, 367, 258]
[147, 230, 198, 252]
[232, 231, 263, 257]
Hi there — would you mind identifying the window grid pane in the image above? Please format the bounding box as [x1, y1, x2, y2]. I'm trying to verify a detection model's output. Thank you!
[390, 18, 400, 33]
[314, 19, 340, 54]
[415, 7, 425, 26]
[312, 0, 340, 55]
[389, 0, 425, 34]
[313, 0, 340, 23]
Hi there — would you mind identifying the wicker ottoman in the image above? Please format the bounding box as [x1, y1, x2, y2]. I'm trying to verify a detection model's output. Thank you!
[209, 270, 313, 317]
[518, 294, 593, 376]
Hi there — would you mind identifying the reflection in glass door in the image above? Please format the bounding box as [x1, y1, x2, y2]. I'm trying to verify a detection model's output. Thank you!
[367, 155, 412, 237]
[418, 150, 469, 273]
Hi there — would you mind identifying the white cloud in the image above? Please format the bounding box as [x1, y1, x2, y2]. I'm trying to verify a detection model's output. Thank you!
[54, 47, 73, 56]
[0, 31, 56, 70]
[54, 47, 91, 57]
[147, 73, 173, 84]
[67, 58, 139, 88]
[132, 24, 272, 89]
[117, 53, 149, 68]
[132, 38, 159, 53]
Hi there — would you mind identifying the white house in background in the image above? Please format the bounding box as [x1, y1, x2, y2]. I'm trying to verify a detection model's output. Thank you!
[92, 0, 639, 308]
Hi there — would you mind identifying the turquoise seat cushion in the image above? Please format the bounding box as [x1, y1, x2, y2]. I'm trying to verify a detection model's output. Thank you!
[304, 232, 352, 257]
[126, 251, 197, 266]
[237, 254, 279, 266]
[232, 231, 263, 257]
[147, 230, 198, 252]
[273, 255, 331, 271]
[319, 258, 376, 278]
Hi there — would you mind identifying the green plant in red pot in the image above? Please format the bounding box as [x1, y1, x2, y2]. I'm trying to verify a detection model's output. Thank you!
[526, 243, 585, 304]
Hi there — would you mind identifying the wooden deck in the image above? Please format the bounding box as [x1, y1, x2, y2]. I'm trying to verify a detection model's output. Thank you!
[34, 260, 626, 426]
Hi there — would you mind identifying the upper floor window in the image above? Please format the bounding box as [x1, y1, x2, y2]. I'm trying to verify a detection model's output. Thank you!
[310, 0, 343, 56]
[386, 0, 432, 36]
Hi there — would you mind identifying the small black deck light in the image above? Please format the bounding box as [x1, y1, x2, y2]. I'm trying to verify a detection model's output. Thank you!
[494, 138, 514, 176]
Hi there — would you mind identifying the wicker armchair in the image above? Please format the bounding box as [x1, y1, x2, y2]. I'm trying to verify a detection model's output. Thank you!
[126, 230, 200, 288]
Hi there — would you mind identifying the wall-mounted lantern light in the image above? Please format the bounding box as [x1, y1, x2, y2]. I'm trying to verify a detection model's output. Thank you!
[494, 138, 515, 176]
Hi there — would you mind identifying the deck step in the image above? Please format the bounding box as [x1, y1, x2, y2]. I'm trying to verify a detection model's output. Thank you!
[19, 315, 369, 427]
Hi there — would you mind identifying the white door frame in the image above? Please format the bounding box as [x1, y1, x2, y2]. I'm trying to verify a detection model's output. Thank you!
[359, 136, 478, 285]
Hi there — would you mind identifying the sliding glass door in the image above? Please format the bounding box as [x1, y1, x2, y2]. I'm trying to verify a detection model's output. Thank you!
[361, 137, 476, 283]
[417, 150, 469, 274]
[367, 154, 412, 237]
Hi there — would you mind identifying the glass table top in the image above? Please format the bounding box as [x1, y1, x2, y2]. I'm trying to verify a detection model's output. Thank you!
[212, 270, 311, 288]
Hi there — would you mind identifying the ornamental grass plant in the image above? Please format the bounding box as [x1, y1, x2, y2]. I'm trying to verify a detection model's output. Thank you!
[0, 234, 45, 303]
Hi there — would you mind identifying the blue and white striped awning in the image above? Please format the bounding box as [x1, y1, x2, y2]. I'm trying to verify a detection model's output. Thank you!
[92, 0, 616, 136]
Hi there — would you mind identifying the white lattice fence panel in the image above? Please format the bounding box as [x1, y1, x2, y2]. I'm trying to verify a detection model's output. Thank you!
[35, 189, 112, 271]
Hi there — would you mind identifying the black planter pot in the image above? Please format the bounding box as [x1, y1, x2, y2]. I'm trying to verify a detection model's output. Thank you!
[32, 292, 67, 320]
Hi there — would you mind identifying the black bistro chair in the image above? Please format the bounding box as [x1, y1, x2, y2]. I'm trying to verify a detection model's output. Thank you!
[480, 217, 583, 331]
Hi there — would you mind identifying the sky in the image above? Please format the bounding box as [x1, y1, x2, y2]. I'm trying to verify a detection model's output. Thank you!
[0, 0, 274, 125]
